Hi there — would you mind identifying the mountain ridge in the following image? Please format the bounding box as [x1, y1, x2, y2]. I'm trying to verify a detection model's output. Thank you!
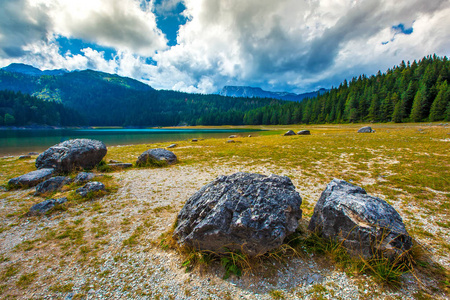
[220, 85, 328, 102]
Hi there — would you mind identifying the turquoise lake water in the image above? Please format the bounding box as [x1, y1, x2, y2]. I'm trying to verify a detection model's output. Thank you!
[0, 128, 259, 156]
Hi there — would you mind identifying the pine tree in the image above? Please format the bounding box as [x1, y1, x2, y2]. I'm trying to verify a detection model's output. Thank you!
[410, 86, 425, 122]
[430, 81, 450, 121]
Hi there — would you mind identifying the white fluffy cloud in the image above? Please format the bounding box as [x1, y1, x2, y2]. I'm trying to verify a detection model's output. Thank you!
[1, 0, 450, 94]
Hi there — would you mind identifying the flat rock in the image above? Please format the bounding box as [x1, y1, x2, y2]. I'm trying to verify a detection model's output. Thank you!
[108, 163, 132, 169]
[297, 130, 311, 135]
[28, 152, 39, 155]
[27, 197, 68, 216]
[173, 172, 303, 256]
[357, 126, 375, 133]
[192, 139, 198, 142]
[226, 140, 235, 143]
[19, 155, 31, 159]
[136, 148, 177, 166]
[74, 172, 96, 184]
[35, 139, 107, 172]
[167, 144, 177, 149]
[8, 168, 55, 188]
[76, 181, 105, 197]
[284, 130, 296, 136]
[35, 176, 71, 195]
[228, 135, 237, 138]
[308, 179, 412, 259]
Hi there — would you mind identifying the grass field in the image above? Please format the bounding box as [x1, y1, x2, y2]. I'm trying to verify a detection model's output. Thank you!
[0, 122, 449, 299]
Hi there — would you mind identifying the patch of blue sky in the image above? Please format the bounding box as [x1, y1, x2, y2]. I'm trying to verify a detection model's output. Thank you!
[153, 0, 188, 46]
[392, 23, 413, 35]
[56, 36, 117, 59]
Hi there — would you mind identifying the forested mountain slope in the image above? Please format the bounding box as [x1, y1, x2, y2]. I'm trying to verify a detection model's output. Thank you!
[243, 55, 450, 124]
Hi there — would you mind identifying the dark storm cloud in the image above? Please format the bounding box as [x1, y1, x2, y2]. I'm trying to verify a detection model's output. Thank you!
[0, 0, 50, 58]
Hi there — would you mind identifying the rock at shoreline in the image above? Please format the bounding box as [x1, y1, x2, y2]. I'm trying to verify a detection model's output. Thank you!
[8, 168, 55, 188]
[284, 130, 296, 136]
[35, 176, 71, 195]
[308, 179, 412, 259]
[297, 130, 311, 135]
[76, 181, 105, 197]
[357, 126, 375, 133]
[173, 172, 303, 256]
[27, 197, 68, 216]
[136, 148, 177, 167]
[35, 139, 107, 173]
[74, 172, 96, 184]
[19, 155, 31, 159]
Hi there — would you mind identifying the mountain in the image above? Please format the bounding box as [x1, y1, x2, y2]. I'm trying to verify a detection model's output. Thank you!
[0, 64, 280, 126]
[3, 63, 68, 76]
[220, 86, 328, 102]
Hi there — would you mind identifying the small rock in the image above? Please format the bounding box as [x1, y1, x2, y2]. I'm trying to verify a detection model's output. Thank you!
[109, 159, 122, 163]
[357, 126, 375, 133]
[19, 155, 31, 159]
[226, 140, 235, 143]
[74, 172, 96, 184]
[35, 176, 71, 195]
[283, 130, 296, 136]
[27, 197, 68, 216]
[248, 135, 252, 137]
[76, 182, 105, 197]
[167, 144, 177, 148]
[297, 130, 311, 135]
[8, 168, 55, 188]
[228, 135, 237, 138]
[108, 163, 132, 169]
[136, 148, 177, 166]
[28, 152, 39, 156]
[192, 139, 198, 142]
[64, 293, 74, 300]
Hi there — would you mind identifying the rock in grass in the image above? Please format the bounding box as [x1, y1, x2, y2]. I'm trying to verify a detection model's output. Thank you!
[108, 163, 132, 169]
[297, 130, 311, 135]
[35, 139, 107, 172]
[357, 126, 375, 133]
[27, 197, 68, 216]
[74, 172, 96, 184]
[228, 135, 237, 138]
[19, 155, 31, 159]
[173, 172, 303, 256]
[284, 130, 296, 136]
[76, 181, 105, 198]
[8, 168, 55, 188]
[167, 144, 177, 148]
[28, 152, 39, 156]
[136, 148, 177, 167]
[35, 176, 71, 195]
[308, 179, 412, 259]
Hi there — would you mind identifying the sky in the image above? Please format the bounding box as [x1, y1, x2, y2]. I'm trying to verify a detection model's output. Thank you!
[0, 0, 449, 94]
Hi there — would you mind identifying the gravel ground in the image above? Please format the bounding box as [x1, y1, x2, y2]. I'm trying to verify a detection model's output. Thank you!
[0, 163, 448, 299]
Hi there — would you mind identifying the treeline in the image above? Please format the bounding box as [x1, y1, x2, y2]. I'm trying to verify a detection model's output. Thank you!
[0, 90, 85, 126]
[242, 55, 450, 125]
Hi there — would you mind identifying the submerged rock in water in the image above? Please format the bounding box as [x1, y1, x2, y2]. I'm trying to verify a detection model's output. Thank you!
[35, 139, 107, 172]
[308, 179, 412, 259]
[173, 172, 303, 256]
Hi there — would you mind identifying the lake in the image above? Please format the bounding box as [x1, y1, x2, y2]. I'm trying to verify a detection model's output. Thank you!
[0, 128, 260, 156]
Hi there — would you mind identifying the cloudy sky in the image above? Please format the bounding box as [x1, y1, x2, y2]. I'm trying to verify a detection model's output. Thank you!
[1, 0, 449, 94]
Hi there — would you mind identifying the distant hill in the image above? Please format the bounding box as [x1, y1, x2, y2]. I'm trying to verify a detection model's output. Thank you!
[220, 86, 328, 102]
[0, 64, 280, 126]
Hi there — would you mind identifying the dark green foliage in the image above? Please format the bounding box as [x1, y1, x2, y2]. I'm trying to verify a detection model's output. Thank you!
[242, 55, 450, 124]
[0, 90, 85, 126]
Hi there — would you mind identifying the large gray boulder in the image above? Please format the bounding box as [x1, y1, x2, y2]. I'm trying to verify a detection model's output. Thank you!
[357, 126, 375, 133]
[35, 139, 107, 173]
[76, 181, 105, 197]
[35, 176, 71, 195]
[8, 168, 55, 188]
[308, 179, 412, 259]
[136, 148, 177, 166]
[173, 172, 303, 256]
